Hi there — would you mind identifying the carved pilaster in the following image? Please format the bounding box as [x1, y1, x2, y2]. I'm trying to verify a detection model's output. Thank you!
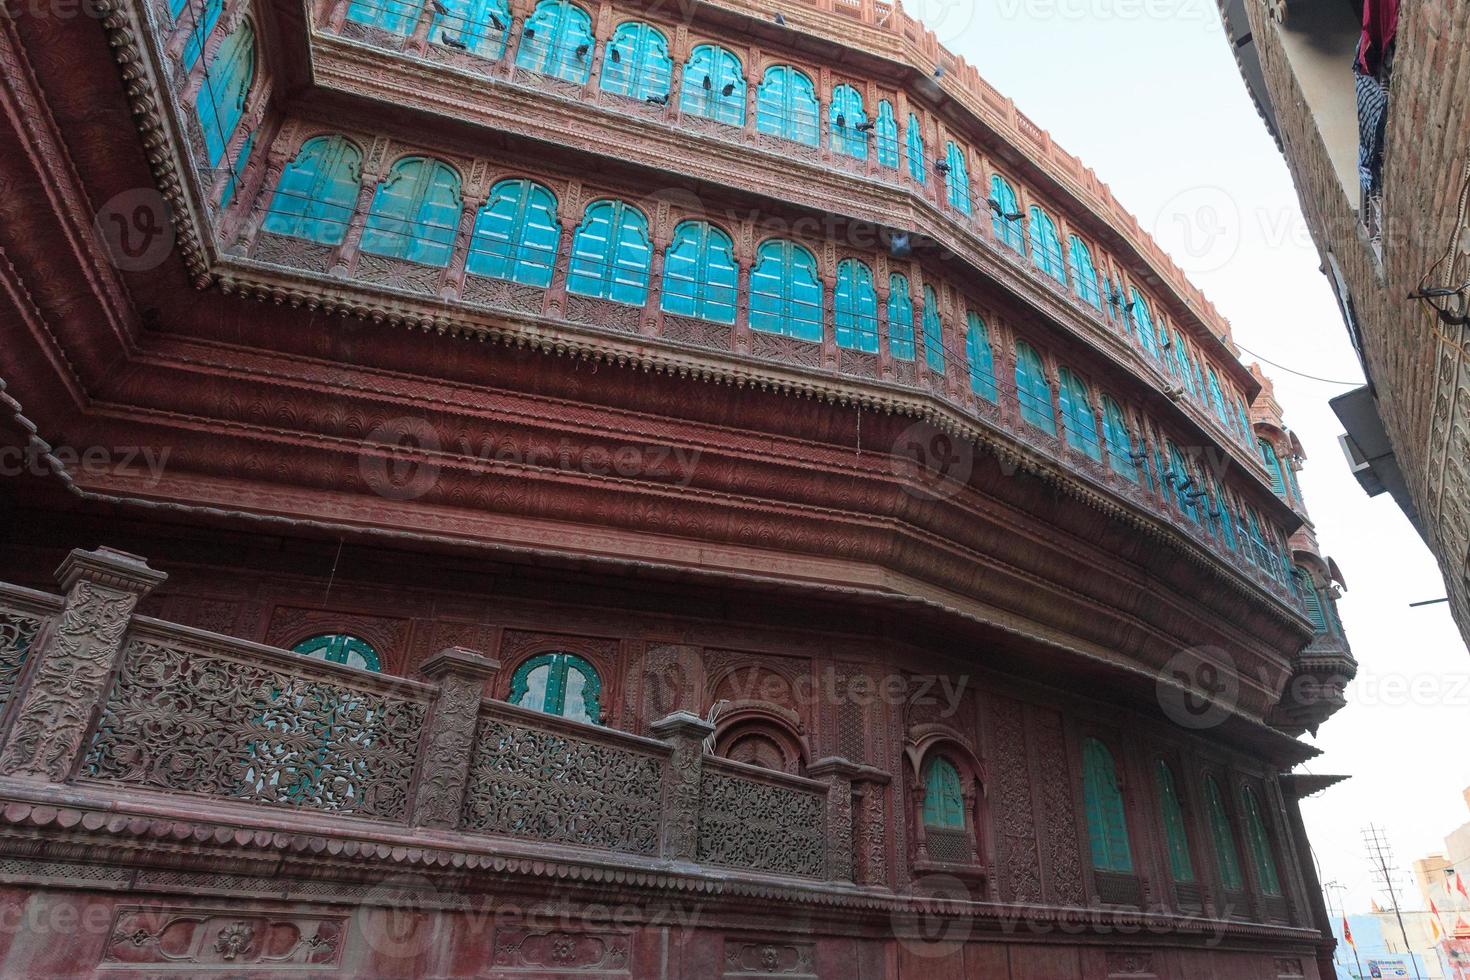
[808, 756, 860, 881]
[651, 711, 713, 862]
[0, 548, 165, 782]
[411, 647, 499, 828]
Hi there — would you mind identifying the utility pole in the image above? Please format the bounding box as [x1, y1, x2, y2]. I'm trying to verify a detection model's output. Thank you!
[1364, 825, 1424, 980]
[1326, 880, 1365, 979]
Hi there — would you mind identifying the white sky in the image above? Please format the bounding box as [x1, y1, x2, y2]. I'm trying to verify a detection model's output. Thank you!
[922, 0, 1470, 912]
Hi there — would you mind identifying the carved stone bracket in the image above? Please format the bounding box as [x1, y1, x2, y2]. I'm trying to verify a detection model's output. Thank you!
[807, 756, 861, 882]
[411, 647, 500, 829]
[650, 711, 714, 862]
[0, 547, 165, 782]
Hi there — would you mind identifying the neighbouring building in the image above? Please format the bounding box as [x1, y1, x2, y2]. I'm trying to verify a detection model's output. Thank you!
[1407, 790, 1470, 978]
[1216, 0, 1470, 644]
[0, 0, 1354, 974]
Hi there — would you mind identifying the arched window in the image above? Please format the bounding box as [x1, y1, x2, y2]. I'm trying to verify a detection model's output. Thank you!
[600, 21, 671, 100]
[829, 84, 868, 160]
[263, 135, 362, 244]
[1155, 760, 1196, 882]
[875, 100, 899, 169]
[756, 66, 819, 146]
[430, 0, 509, 58]
[887, 273, 915, 360]
[567, 199, 651, 305]
[1206, 366, 1230, 426]
[1167, 442, 1201, 525]
[509, 652, 601, 724]
[1058, 367, 1101, 461]
[1101, 396, 1138, 481]
[680, 44, 744, 126]
[905, 113, 926, 184]
[361, 157, 462, 267]
[1029, 206, 1065, 282]
[1204, 775, 1245, 891]
[1128, 288, 1160, 357]
[1068, 235, 1102, 309]
[1014, 341, 1055, 435]
[1259, 438, 1288, 497]
[922, 756, 966, 829]
[921, 285, 945, 372]
[834, 258, 878, 352]
[1241, 787, 1283, 896]
[181, 0, 223, 70]
[292, 633, 382, 672]
[965, 312, 997, 402]
[514, 0, 594, 84]
[990, 175, 1024, 253]
[1295, 568, 1330, 632]
[196, 20, 254, 168]
[1211, 477, 1240, 550]
[749, 239, 822, 341]
[467, 178, 560, 286]
[1169, 331, 1198, 398]
[661, 220, 738, 323]
[1082, 737, 1133, 873]
[944, 141, 971, 215]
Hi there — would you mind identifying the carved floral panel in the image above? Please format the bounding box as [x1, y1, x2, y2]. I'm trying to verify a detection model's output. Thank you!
[696, 767, 824, 878]
[0, 608, 44, 717]
[103, 906, 344, 970]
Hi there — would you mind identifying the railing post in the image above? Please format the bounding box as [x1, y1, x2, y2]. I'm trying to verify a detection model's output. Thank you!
[0, 547, 165, 782]
[808, 756, 860, 882]
[651, 711, 714, 862]
[411, 646, 499, 829]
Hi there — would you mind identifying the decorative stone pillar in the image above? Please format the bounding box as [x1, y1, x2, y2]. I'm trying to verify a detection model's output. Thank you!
[651, 711, 714, 862]
[333, 173, 383, 277]
[411, 647, 499, 828]
[808, 756, 860, 882]
[0, 548, 165, 782]
[442, 194, 485, 300]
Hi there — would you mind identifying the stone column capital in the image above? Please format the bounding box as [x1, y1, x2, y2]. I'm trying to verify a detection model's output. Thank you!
[55, 547, 166, 597]
[420, 646, 500, 682]
[651, 710, 715, 741]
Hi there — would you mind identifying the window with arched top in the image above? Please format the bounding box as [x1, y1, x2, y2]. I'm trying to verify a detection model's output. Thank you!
[361, 157, 462, 267]
[1211, 477, 1240, 550]
[944, 142, 971, 215]
[181, 0, 222, 69]
[1169, 331, 1198, 398]
[680, 44, 745, 126]
[749, 239, 823, 341]
[905, 113, 926, 184]
[965, 312, 997, 402]
[989, 175, 1024, 253]
[1128, 288, 1160, 358]
[1206, 366, 1230, 427]
[887, 273, 915, 360]
[1155, 759, 1196, 883]
[1166, 442, 1201, 525]
[1058, 367, 1101, 461]
[1081, 737, 1133, 873]
[291, 633, 382, 672]
[1068, 235, 1101, 309]
[755, 66, 819, 146]
[660, 220, 738, 323]
[875, 100, 899, 169]
[514, 0, 594, 83]
[196, 20, 254, 168]
[467, 178, 560, 286]
[346, 0, 421, 35]
[1029, 206, 1066, 283]
[922, 756, 966, 829]
[1014, 341, 1055, 435]
[1295, 568, 1331, 633]
[263, 135, 362, 244]
[567, 199, 652, 305]
[1204, 775, 1245, 892]
[834, 258, 879, 352]
[430, 0, 509, 58]
[1101, 396, 1138, 482]
[829, 84, 868, 160]
[1259, 438, 1289, 498]
[921, 285, 945, 373]
[599, 21, 672, 100]
[509, 652, 601, 724]
[1241, 786, 1283, 897]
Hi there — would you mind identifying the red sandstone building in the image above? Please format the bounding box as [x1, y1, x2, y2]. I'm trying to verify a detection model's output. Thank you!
[0, 0, 1354, 975]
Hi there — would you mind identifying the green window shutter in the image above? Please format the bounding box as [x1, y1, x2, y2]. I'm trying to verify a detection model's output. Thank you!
[568, 199, 652, 305]
[756, 66, 819, 146]
[922, 757, 966, 829]
[660, 221, 738, 324]
[514, 0, 594, 83]
[1082, 738, 1134, 873]
[361, 157, 462, 267]
[830, 85, 869, 161]
[906, 114, 926, 184]
[875, 100, 899, 169]
[468, 178, 561, 287]
[1102, 397, 1138, 482]
[834, 259, 879, 352]
[750, 240, 823, 341]
[965, 313, 997, 402]
[989, 175, 1024, 253]
[921, 286, 945, 372]
[509, 652, 602, 724]
[292, 633, 382, 672]
[599, 21, 672, 101]
[945, 142, 971, 215]
[1205, 776, 1244, 891]
[1015, 343, 1056, 435]
[1155, 760, 1196, 882]
[1242, 788, 1282, 896]
[680, 45, 745, 126]
[1068, 235, 1101, 309]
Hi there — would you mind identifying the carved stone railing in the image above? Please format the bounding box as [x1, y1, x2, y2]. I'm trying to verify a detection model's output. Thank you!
[0, 549, 861, 886]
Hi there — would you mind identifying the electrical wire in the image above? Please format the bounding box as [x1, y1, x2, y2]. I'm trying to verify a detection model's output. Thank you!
[1232, 343, 1362, 388]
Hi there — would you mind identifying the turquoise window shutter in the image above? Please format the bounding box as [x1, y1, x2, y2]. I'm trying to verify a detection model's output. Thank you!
[1081, 738, 1133, 873]
[680, 45, 745, 125]
[1242, 787, 1282, 896]
[515, 0, 594, 83]
[1102, 396, 1138, 482]
[1258, 439, 1288, 497]
[181, 0, 223, 71]
[922, 757, 966, 829]
[944, 142, 970, 215]
[660, 221, 738, 323]
[829, 85, 868, 160]
[875, 100, 899, 169]
[887, 274, 915, 360]
[965, 312, 997, 402]
[467, 178, 561, 286]
[292, 633, 382, 672]
[1155, 760, 1196, 882]
[430, 0, 509, 57]
[263, 136, 363, 245]
[749, 240, 823, 341]
[1029, 207, 1066, 282]
[1068, 235, 1101, 309]
[1212, 478, 1240, 550]
[196, 21, 255, 168]
[600, 21, 672, 100]
[989, 175, 1024, 253]
[567, 199, 652, 305]
[1060, 368, 1101, 461]
[756, 66, 820, 146]
[361, 157, 462, 267]
[1014, 342, 1056, 435]
[509, 652, 602, 724]
[1205, 776, 1245, 890]
[905, 114, 926, 184]
[834, 259, 879, 351]
[921, 285, 945, 372]
[1129, 288, 1160, 357]
[1168, 443, 1201, 525]
[346, 0, 422, 34]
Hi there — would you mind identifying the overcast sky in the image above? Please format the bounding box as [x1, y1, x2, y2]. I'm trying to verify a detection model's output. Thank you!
[922, 0, 1470, 912]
